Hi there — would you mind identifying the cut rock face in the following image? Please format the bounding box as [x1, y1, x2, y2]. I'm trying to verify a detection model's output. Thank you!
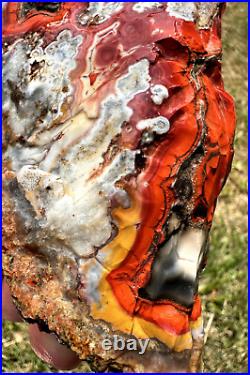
[2, 2, 236, 373]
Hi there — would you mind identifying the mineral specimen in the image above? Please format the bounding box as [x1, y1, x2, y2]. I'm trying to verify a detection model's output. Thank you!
[2, 2, 236, 373]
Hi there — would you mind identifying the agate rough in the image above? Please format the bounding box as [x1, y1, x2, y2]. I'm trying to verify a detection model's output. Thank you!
[2, 2, 236, 372]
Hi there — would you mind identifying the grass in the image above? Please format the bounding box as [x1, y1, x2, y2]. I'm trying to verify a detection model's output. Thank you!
[201, 3, 248, 372]
[2, 3, 248, 373]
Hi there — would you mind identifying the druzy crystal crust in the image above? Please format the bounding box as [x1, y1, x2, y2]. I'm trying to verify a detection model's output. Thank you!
[2, 2, 235, 372]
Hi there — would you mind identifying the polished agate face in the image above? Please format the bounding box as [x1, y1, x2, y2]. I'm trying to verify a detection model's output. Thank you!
[2, 2, 235, 372]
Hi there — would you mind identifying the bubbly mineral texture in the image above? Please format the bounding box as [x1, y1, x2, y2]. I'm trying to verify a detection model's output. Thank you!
[2, 2, 236, 373]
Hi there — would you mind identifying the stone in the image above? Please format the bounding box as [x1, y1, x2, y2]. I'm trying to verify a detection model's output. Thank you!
[2, 2, 235, 372]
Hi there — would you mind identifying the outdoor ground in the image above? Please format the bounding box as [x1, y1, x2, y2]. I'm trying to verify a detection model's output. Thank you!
[2, 3, 248, 373]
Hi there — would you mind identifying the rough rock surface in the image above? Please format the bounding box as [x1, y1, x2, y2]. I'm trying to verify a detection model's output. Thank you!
[2, 2, 235, 372]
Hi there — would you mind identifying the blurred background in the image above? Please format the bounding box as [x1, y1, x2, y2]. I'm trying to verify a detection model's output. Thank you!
[201, 2, 248, 372]
[2, 3, 248, 373]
